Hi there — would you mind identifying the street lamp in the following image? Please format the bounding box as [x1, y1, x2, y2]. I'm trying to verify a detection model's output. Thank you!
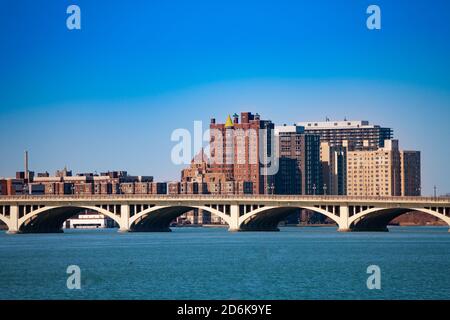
[312, 184, 316, 196]
[269, 183, 275, 195]
[323, 184, 327, 196]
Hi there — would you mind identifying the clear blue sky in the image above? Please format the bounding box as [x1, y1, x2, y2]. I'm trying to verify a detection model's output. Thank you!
[0, 0, 449, 195]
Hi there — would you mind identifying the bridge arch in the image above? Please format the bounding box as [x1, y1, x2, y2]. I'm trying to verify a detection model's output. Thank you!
[0, 215, 10, 231]
[18, 205, 122, 233]
[348, 207, 450, 232]
[128, 205, 231, 232]
[238, 205, 341, 231]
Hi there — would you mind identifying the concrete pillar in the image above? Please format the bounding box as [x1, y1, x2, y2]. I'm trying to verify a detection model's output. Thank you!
[118, 204, 130, 232]
[7, 205, 19, 234]
[337, 205, 351, 232]
[228, 204, 240, 232]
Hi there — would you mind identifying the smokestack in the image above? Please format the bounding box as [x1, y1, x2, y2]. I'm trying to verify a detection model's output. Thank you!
[24, 150, 29, 180]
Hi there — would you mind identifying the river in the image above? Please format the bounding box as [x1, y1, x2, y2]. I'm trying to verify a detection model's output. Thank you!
[0, 226, 449, 299]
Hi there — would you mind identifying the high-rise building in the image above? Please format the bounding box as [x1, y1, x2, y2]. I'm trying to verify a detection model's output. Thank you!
[346, 140, 401, 196]
[400, 151, 421, 196]
[209, 112, 275, 194]
[274, 125, 322, 195]
[320, 142, 347, 195]
[297, 120, 393, 151]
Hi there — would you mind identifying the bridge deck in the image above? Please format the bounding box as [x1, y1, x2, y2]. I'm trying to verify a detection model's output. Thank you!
[0, 194, 449, 203]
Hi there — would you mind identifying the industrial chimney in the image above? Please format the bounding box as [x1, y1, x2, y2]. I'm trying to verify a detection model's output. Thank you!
[24, 150, 29, 181]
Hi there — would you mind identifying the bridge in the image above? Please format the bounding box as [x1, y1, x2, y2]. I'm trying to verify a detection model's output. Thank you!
[0, 195, 449, 234]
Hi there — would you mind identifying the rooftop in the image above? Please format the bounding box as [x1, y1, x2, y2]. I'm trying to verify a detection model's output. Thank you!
[297, 120, 383, 129]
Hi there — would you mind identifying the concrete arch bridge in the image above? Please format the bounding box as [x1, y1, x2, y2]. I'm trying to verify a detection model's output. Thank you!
[0, 195, 449, 234]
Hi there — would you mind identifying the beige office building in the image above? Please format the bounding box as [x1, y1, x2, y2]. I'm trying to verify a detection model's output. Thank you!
[347, 140, 401, 196]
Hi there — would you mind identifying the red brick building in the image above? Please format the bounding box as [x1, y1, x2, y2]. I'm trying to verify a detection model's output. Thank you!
[209, 112, 275, 194]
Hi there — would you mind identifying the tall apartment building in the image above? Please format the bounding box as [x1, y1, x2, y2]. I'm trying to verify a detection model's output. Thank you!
[297, 120, 393, 151]
[400, 151, 421, 196]
[320, 142, 347, 195]
[274, 125, 322, 195]
[209, 112, 275, 194]
[171, 112, 276, 225]
[346, 140, 401, 196]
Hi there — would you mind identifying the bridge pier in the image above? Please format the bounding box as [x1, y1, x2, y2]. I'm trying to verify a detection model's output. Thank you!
[228, 204, 241, 232]
[118, 204, 131, 233]
[336, 205, 352, 232]
[6, 205, 19, 234]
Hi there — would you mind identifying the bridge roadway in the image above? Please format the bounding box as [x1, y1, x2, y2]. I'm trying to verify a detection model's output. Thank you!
[0, 194, 449, 234]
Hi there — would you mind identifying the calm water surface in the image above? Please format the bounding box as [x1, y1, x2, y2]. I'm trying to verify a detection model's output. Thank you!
[0, 226, 449, 300]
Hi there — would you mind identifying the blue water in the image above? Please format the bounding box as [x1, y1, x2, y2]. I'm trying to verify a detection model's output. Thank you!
[0, 226, 449, 300]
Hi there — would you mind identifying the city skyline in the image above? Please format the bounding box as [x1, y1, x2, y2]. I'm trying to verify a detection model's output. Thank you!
[0, 105, 447, 196]
[0, 113, 422, 199]
[1, 0, 450, 305]
[1, 1, 450, 195]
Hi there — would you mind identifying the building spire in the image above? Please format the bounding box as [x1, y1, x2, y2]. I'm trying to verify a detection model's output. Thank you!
[225, 114, 234, 128]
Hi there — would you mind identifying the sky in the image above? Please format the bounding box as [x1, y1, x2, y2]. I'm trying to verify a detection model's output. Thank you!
[0, 0, 449, 195]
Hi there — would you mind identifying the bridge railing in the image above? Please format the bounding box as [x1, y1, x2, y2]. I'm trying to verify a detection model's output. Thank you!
[0, 194, 449, 203]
